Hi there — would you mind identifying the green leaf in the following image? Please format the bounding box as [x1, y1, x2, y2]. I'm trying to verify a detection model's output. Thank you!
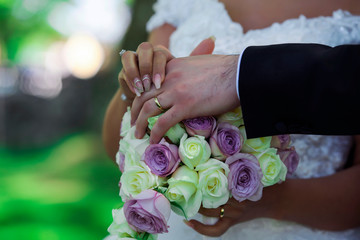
[170, 201, 188, 221]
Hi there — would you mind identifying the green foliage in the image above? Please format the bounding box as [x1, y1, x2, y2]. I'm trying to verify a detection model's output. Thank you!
[0, 133, 122, 240]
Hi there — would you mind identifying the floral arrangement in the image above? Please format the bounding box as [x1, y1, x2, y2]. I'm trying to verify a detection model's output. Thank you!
[105, 107, 299, 240]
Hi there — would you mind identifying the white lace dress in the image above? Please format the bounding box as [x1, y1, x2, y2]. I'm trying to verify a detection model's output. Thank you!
[146, 0, 360, 239]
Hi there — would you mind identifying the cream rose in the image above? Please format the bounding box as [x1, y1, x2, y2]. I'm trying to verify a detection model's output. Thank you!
[179, 133, 211, 169]
[119, 161, 165, 201]
[254, 148, 287, 187]
[165, 165, 202, 218]
[241, 136, 272, 153]
[196, 158, 230, 208]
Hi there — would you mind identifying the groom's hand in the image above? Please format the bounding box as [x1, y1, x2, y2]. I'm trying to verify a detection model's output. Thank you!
[130, 39, 240, 143]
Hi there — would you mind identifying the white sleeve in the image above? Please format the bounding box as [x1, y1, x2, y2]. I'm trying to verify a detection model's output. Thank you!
[146, 0, 196, 32]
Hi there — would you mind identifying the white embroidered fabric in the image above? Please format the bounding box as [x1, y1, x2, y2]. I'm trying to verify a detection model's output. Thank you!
[147, 0, 360, 239]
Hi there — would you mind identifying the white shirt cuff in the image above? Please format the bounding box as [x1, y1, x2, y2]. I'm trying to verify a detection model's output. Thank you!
[236, 50, 245, 100]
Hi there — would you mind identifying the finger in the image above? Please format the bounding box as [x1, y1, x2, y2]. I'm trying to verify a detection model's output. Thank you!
[190, 37, 215, 56]
[133, 95, 167, 139]
[137, 42, 153, 91]
[130, 88, 160, 125]
[152, 46, 173, 89]
[152, 50, 167, 89]
[198, 206, 222, 218]
[121, 50, 143, 95]
[185, 218, 232, 237]
[118, 70, 134, 98]
[148, 107, 184, 144]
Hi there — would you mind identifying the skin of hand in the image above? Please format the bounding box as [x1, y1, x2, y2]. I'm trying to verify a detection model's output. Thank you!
[130, 53, 240, 144]
[120, 36, 217, 97]
[120, 43, 173, 97]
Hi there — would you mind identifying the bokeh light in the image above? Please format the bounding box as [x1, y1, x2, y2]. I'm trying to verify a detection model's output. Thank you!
[63, 33, 105, 79]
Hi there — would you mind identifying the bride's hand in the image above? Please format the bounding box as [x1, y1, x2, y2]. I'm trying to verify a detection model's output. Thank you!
[184, 186, 283, 237]
[119, 43, 173, 97]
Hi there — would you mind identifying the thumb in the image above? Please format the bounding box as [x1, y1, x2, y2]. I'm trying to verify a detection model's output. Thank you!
[190, 36, 215, 56]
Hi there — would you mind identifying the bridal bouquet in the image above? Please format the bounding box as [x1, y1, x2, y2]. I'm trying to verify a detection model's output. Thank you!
[105, 107, 299, 240]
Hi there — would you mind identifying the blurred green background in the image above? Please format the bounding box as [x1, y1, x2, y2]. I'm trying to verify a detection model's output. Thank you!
[0, 0, 154, 239]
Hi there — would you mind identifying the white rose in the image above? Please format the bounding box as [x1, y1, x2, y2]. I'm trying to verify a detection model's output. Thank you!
[241, 136, 272, 153]
[254, 148, 287, 187]
[119, 161, 165, 201]
[165, 165, 202, 218]
[217, 107, 244, 127]
[120, 107, 132, 137]
[196, 158, 230, 208]
[179, 133, 211, 169]
[118, 127, 149, 170]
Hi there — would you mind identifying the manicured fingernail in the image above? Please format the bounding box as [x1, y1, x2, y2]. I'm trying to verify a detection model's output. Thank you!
[209, 35, 216, 41]
[154, 74, 161, 89]
[134, 88, 141, 97]
[134, 77, 144, 92]
[135, 130, 140, 139]
[183, 220, 194, 228]
[143, 74, 151, 91]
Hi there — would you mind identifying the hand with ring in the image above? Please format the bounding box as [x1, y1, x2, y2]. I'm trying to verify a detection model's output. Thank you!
[183, 187, 281, 237]
[118, 43, 174, 98]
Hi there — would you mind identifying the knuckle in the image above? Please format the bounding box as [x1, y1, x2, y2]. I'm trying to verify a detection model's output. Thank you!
[138, 42, 153, 51]
[121, 51, 133, 62]
[154, 50, 166, 60]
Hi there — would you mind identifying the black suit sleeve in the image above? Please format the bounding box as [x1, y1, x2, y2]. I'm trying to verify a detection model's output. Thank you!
[239, 44, 360, 138]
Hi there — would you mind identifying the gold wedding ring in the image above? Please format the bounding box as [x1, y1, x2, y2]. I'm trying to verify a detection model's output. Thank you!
[220, 208, 225, 218]
[154, 97, 165, 112]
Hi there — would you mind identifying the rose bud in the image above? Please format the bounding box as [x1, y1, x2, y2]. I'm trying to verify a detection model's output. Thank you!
[124, 189, 171, 234]
[143, 138, 180, 177]
[182, 116, 216, 138]
[270, 135, 291, 150]
[241, 136, 272, 153]
[148, 114, 185, 145]
[277, 146, 299, 176]
[225, 153, 263, 202]
[217, 107, 244, 127]
[210, 122, 244, 160]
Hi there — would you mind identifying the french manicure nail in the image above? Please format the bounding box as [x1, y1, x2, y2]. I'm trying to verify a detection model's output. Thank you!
[134, 77, 144, 92]
[154, 74, 161, 89]
[134, 88, 141, 97]
[143, 74, 151, 91]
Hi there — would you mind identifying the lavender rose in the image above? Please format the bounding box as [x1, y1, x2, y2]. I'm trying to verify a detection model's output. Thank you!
[271, 135, 291, 150]
[182, 116, 216, 138]
[225, 153, 263, 202]
[142, 138, 180, 177]
[124, 189, 171, 234]
[277, 146, 299, 176]
[210, 122, 244, 160]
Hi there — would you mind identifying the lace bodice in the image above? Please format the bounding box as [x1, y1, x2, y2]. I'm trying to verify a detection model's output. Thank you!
[146, 0, 360, 239]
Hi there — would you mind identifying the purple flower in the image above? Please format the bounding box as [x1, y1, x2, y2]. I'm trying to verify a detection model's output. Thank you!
[271, 135, 291, 150]
[142, 138, 180, 177]
[210, 122, 244, 160]
[182, 116, 216, 138]
[225, 153, 263, 202]
[124, 189, 171, 234]
[277, 147, 299, 176]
